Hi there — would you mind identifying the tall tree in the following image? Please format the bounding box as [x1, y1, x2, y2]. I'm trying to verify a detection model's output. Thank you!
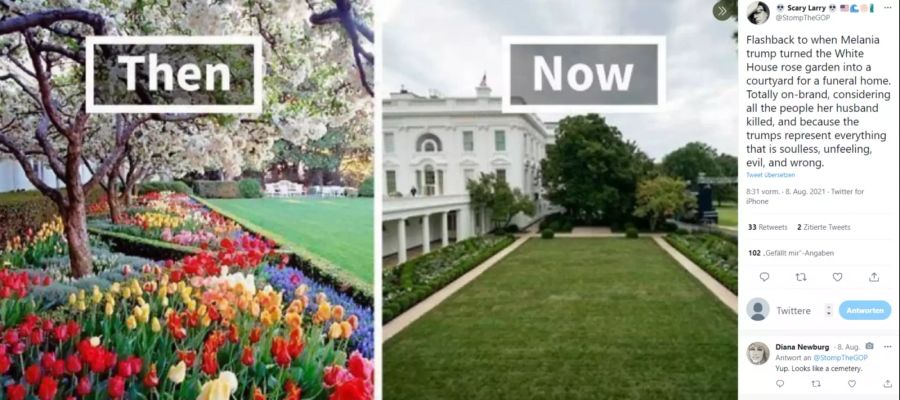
[541, 114, 649, 225]
[467, 172, 534, 228]
[661, 142, 723, 185]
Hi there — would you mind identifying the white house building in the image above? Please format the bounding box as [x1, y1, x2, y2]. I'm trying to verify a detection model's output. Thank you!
[0, 158, 90, 192]
[382, 78, 554, 263]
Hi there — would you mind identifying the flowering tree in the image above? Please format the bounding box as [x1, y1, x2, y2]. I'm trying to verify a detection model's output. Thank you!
[1, 0, 373, 277]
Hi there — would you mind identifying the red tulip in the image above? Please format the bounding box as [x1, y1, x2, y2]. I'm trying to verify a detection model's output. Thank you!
[5, 384, 26, 400]
[76, 375, 92, 396]
[201, 350, 218, 375]
[241, 346, 255, 366]
[29, 329, 44, 346]
[330, 378, 371, 400]
[271, 337, 292, 367]
[283, 379, 302, 400]
[0, 354, 11, 374]
[108, 375, 126, 398]
[40, 352, 57, 371]
[143, 364, 160, 388]
[50, 359, 66, 377]
[53, 324, 69, 342]
[66, 354, 83, 373]
[177, 350, 196, 367]
[249, 327, 262, 344]
[25, 363, 42, 384]
[37, 376, 58, 400]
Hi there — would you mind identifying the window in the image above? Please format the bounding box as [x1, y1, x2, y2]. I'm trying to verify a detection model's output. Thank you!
[384, 132, 394, 153]
[494, 130, 506, 151]
[31, 159, 45, 180]
[464, 168, 475, 182]
[424, 166, 436, 196]
[416, 133, 442, 152]
[463, 131, 474, 152]
[385, 170, 396, 193]
[496, 168, 506, 183]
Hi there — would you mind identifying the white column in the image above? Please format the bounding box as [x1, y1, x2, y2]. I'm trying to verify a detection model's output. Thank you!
[480, 208, 488, 234]
[457, 207, 472, 240]
[421, 214, 431, 254]
[397, 218, 407, 263]
[441, 211, 449, 247]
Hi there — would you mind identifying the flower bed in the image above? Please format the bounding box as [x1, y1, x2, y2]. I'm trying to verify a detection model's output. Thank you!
[2, 202, 374, 399]
[382, 235, 515, 322]
[664, 232, 738, 294]
[90, 192, 246, 249]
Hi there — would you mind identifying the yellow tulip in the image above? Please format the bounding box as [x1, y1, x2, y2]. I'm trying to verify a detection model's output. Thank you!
[167, 361, 187, 384]
[110, 283, 121, 294]
[151, 317, 162, 332]
[104, 301, 115, 316]
[197, 371, 238, 400]
[126, 315, 137, 330]
[91, 286, 103, 304]
[328, 322, 343, 340]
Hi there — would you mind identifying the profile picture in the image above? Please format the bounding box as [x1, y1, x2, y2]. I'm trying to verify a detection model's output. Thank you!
[746, 297, 770, 321]
[747, 1, 770, 24]
[747, 342, 770, 365]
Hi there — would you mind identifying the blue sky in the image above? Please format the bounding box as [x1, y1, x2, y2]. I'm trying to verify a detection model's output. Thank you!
[380, 0, 739, 159]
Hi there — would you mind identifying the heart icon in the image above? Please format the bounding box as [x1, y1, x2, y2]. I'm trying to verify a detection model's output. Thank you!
[760, 272, 770, 282]
[848, 380, 856, 387]
[833, 273, 843, 282]
[776, 380, 785, 388]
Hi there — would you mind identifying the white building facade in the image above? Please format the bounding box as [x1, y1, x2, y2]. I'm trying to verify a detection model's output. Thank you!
[382, 80, 554, 263]
[0, 158, 90, 192]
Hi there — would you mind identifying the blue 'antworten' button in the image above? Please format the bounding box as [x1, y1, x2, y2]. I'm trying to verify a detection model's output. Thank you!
[839, 300, 892, 320]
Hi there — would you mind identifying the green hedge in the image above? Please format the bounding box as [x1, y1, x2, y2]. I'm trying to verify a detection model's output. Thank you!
[0, 189, 102, 243]
[87, 228, 201, 261]
[138, 181, 193, 195]
[194, 180, 241, 199]
[238, 179, 263, 198]
[664, 233, 738, 294]
[382, 235, 515, 322]
[358, 176, 374, 197]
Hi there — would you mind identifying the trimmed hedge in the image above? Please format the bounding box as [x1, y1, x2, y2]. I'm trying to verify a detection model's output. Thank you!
[238, 179, 263, 198]
[358, 176, 374, 197]
[87, 228, 201, 261]
[194, 180, 241, 199]
[538, 213, 574, 233]
[664, 233, 738, 294]
[382, 235, 515, 322]
[137, 181, 193, 195]
[0, 189, 102, 243]
[541, 229, 554, 239]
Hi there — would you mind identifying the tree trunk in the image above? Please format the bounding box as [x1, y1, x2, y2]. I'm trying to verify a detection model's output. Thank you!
[60, 202, 92, 278]
[106, 184, 121, 224]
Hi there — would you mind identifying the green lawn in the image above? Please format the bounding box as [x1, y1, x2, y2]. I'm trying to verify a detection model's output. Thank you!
[717, 203, 737, 227]
[384, 238, 737, 400]
[204, 197, 373, 283]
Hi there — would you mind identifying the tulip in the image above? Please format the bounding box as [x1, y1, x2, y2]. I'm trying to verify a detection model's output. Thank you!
[76, 375, 92, 396]
[241, 347, 254, 366]
[197, 371, 238, 400]
[283, 379, 302, 400]
[152, 317, 162, 332]
[168, 361, 187, 384]
[340, 321, 354, 339]
[328, 322, 343, 339]
[25, 363, 42, 384]
[0, 354, 10, 374]
[249, 327, 261, 344]
[332, 305, 345, 321]
[126, 315, 137, 330]
[37, 376, 58, 400]
[5, 384, 26, 400]
[108, 375, 126, 398]
[144, 364, 160, 388]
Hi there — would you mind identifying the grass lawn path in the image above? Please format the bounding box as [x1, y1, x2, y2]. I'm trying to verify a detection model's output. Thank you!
[384, 238, 737, 400]
[205, 198, 373, 283]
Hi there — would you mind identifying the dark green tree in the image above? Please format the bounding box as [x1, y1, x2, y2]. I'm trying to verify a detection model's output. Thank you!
[541, 114, 650, 225]
[714, 153, 738, 205]
[661, 142, 722, 185]
[467, 173, 535, 228]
